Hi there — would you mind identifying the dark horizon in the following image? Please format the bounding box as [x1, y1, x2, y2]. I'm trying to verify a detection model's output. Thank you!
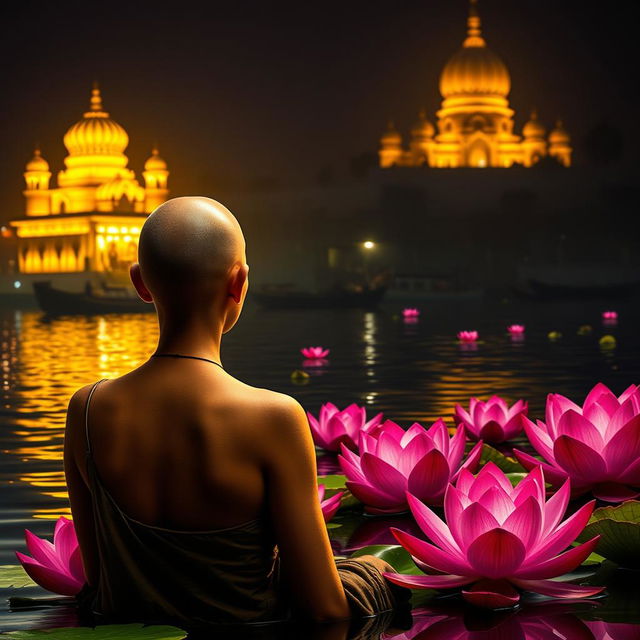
[1, 0, 638, 224]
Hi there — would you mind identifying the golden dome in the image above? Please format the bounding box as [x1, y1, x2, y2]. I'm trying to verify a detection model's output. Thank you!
[63, 85, 129, 156]
[411, 110, 435, 138]
[96, 176, 144, 203]
[439, 1, 510, 99]
[26, 148, 49, 172]
[523, 110, 546, 139]
[549, 120, 570, 144]
[381, 121, 402, 145]
[144, 146, 167, 171]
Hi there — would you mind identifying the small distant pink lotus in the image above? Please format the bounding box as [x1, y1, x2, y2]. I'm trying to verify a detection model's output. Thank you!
[514, 382, 640, 502]
[602, 311, 618, 321]
[457, 331, 478, 343]
[318, 484, 343, 523]
[338, 419, 483, 514]
[507, 324, 525, 335]
[383, 464, 603, 608]
[301, 346, 330, 359]
[15, 516, 86, 596]
[307, 402, 384, 452]
[454, 396, 528, 444]
[402, 308, 420, 318]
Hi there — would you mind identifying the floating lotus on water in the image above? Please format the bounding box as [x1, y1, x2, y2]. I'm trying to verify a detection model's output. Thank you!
[599, 335, 617, 349]
[301, 346, 330, 359]
[307, 402, 383, 452]
[383, 464, 603, 608]
[514, 383, 640, 502]
[507, 324, 525, 335]
[318, 484, 343, 523]
[338, 419, 483, 514]
[457, 331, 478, 343]
[454, 396, 528, 444]
[402, 308, 420, 319]
[602, 311, 618, 321]
[15, 516, 85, 596]
[578, 324, 593, 336]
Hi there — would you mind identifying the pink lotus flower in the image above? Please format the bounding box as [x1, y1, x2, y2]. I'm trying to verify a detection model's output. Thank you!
[457, 331, 478, 343]
[513, 383, 640, 502]
[383, 464, 603, 608]
[586, 621, 640, 640]
[338, 419, 483, 514]
[15, 516, 86, 596]
[454, 396, 528, 444]
[301, 346, 330, 359]
[507, 324, 525, 335]
[307, 402, 384, 452]
[402, 308, 420, 318]
[318, 484, 343, 523]
[602, 311, 618, 321]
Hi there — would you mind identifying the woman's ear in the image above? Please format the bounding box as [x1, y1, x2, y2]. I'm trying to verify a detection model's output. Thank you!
[129, 262, 154, 303]
[228, 264, 249, 304]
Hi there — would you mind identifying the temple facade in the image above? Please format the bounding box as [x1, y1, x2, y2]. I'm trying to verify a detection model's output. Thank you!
[379, 0, 572, 169]
[10, 85, 169, 274]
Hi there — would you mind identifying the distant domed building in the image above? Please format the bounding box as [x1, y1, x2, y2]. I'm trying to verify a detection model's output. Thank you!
[10, 84, 169, 275]
[379, 0, 571, 168]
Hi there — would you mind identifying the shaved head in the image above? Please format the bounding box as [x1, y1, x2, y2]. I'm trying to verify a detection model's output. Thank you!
[138, 196, 246, 303]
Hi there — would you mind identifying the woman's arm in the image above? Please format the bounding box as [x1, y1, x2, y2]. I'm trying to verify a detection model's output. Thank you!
[63, 385, 100, 587]
[263, 395, 350, 622]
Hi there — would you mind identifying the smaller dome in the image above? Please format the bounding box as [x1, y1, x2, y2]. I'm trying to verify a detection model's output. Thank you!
[411, 110, 435, 138]
[144, 146, 167, 171]
[523, 110, 546, 139]
[26, 148, 49, 172]
[381, 121, 402, 145]
[549, 120, 570, 144]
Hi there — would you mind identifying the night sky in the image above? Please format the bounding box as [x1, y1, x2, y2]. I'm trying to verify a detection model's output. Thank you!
[1, 0, 638, 223]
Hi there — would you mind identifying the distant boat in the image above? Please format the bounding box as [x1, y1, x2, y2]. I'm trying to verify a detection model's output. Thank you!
[514, 265, 640, 300]
[33, 280, 153, 315]
[251, 285, 387, 310]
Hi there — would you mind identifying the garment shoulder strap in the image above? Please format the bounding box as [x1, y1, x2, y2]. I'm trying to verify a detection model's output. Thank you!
[85, 378, 107, 456]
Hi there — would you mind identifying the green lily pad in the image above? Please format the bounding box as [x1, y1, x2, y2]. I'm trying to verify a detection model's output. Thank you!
[505, 472, 528, 486]
[317, 474, 347, 490]
[479, 445, 525, 473]
[0, 624, 187, 640]
[350, 544, 424, 576]
[0, 565, 37, 588]
[576, 500, 640, 569]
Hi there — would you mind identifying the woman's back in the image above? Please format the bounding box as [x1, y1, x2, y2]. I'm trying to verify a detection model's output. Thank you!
[78, 365, 287, 626]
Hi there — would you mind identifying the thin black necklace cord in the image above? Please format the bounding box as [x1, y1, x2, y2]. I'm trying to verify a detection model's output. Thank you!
[151, 352, 224, 370]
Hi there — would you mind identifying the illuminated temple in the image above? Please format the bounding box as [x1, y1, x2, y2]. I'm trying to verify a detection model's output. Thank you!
[10, 85, 169, 274]
[379, 0, 572, 169]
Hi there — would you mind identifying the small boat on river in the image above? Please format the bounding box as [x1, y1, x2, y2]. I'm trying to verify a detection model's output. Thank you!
[251, 284, 387, 310]
[33, 280, 153, 315]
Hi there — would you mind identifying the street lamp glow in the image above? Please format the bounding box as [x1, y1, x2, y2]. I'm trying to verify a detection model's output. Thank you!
[363, 240, 375, 250]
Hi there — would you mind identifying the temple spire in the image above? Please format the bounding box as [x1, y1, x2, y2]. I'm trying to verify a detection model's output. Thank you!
[464, 0, 486, 48]
[90, 82, 103, 112]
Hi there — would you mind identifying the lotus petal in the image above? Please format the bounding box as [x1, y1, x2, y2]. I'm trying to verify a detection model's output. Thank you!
[406, 492, 461, 556]
[514, 536, 600, 580]
[361, 453, 407, 503]
[462, 579, 521, 609]
[466, 529, 526, 579]
[390, 528, 471, 575]
[15, 552, 82, 596]
[511, 578, 604, 599]
[554, 436, 606, 481]
[383, 571, 475, 590]
[407, 449, 450, 505]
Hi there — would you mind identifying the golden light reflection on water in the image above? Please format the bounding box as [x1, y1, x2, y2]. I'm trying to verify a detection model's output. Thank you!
[5, 310, 158, 520]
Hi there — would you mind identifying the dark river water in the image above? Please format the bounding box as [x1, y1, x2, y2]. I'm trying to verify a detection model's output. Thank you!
[1, 297, 640, 635]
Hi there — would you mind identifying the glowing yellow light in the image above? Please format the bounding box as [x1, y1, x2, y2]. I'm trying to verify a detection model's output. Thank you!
[97, 226, 105, 233]
[106, 236, 113, 242]
[363, 241, 375, 250]
[107, 226, 118, 234]
[131, 226, 140, 234]
[97, 236, 105, 249]
[123, 235, 131, 242]
[120, 226, 128, 233]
